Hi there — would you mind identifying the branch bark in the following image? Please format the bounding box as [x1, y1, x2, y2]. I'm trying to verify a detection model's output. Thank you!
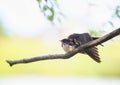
[6, 28, 120, 66]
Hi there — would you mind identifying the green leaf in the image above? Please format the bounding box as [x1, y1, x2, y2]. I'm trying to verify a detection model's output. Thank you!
[43, 5, 48, 11]
[49, 8, 54, 21]
[47, 15, 54, 21]
[50, 8, 54, 16]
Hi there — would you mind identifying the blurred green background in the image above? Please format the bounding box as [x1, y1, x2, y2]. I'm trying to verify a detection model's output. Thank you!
[0, 35, 120, 77]
[0, 0, 120, 78]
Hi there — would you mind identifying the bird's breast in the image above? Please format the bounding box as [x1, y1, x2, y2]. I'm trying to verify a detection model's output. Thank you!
[62, 44, 75, 53]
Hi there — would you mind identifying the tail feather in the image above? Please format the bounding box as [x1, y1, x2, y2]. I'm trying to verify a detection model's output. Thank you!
[85, 47, 101, 63]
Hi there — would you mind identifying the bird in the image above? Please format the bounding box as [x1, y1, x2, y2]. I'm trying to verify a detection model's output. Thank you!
[68, 33, 101, 63]
[60, 33, 101, 63]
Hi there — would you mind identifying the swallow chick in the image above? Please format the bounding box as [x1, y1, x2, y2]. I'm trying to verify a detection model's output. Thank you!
[68, 33, 101, 63]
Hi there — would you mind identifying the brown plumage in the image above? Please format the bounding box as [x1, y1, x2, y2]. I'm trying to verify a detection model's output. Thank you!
[68, 33, 101, 63]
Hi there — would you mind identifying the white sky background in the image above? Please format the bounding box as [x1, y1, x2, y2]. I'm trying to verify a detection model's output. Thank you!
[0, 0, 120, 38]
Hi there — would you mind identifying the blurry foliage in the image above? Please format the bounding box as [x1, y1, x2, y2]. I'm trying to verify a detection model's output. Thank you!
[0, 21, 7, 37]
[37, 0, 120, 27]
[108, 5, 120, 27]
[37, 0, 64, 23]
[116, 6, 120, 18]
[88, 29, 105, 37]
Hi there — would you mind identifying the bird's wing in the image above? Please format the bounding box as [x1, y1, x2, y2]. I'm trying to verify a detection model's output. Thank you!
[75, 33, 93, 45]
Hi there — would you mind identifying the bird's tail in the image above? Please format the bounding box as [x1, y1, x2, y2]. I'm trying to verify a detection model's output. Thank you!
[85, 47, 101, 63]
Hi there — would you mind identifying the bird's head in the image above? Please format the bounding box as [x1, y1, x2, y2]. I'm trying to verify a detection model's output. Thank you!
[60, 38, 76, 52]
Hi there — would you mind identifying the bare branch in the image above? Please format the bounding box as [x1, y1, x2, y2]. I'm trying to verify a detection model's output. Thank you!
[6, 28, 120, 66]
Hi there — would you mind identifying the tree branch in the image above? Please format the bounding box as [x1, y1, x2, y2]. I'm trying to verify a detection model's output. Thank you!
[6, 28, 120, 66]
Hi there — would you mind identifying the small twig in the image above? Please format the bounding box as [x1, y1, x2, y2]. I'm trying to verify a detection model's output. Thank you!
[6, 28, 120, 66]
